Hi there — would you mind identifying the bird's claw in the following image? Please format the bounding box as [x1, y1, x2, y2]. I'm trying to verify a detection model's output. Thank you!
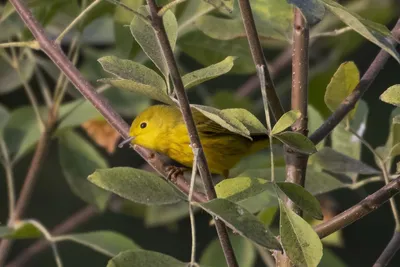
[165, 166, 188, 182]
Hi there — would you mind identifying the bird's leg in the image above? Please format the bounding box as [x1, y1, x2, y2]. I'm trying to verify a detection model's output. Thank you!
[165, 165, 189, 183]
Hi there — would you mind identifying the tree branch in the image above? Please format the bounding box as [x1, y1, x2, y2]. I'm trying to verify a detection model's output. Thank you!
[373, 231, 400, 267]
[310, 18, 400, 144]
[314, 176, 400, 239]
[237, 0, 285, 122]
[145, 1, 238, 266]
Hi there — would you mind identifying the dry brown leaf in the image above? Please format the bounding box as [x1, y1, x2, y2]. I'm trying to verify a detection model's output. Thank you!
[81, 117, 120, 154]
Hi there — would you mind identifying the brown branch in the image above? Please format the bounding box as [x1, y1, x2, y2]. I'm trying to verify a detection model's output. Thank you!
[6, 205, 98, 267]
[315, 176, 400, 239]
[237, 0, 285, 122]
[284, 8, 310, 215]
[0, 108, 58, 265]
[145, 1, 238, 266]
[310, 18, 400, 144]
[373, 231, 400, 267]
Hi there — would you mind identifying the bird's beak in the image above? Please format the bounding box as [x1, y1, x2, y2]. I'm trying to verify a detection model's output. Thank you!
[118, 136, 134, 148]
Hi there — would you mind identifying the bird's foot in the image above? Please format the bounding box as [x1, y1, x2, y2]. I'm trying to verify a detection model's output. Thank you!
[165, 166, 188, 183]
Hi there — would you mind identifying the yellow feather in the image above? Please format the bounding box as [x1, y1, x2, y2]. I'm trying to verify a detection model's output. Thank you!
[129, 105, 270, 178]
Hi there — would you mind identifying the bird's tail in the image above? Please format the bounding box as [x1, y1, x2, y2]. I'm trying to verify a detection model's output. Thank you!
[249, 134, 271, 154]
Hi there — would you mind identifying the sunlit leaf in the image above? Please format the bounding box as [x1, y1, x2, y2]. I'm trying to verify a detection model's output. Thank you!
[271, 110, 301, 135]
[54, 231, 140, 257]
[380, 85, 400, 107]
[257, 206, 279, 227]
[324, 62, 359, 121]
[107, 250, 187, 267]
[279, 199, 323, 267]
[276, 182, 323, 220]
[130, 6, 177, 77]
[318, 0, 400, 63]
[274, 132, 317, 154]
[288, 0, 325, 25]
[182, 56, 235, 90]
[200, 235, 256, 267]
[197, 198, 281, 250]
[221, 108, 268, 135]
[59, 131, 111, 210]
[88, 167, 183, 205]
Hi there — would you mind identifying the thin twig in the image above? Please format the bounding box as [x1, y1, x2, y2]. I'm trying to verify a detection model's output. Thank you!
[104, 0, 150, 23]
[237, 0, 284, 122]
[314, 175, 400, 239]
[310, 26, 352, 39]
[0, 140, 15, 222]
[373, 231, 400, 267]
[145, 1, 238, 266]
[55, 0, 102, 44]
[6, 206, 97, 267]
[188, 148, 199, 266]
[0, 41, 40, 49]
[158, 0, 186, 16]
[310, 18, 400, 144]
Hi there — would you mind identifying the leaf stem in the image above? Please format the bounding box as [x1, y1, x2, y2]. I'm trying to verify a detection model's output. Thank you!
[55, 0, 102, 44]
[158, 0, 186, 16]
[189, 147, 199, 266]
[146, 1, 239, 266]
[310, 26, 352, 39]
[310, 18, 400, 144]
[0, 139, 15, 223]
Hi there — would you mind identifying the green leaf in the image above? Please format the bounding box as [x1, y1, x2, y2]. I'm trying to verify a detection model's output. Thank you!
[98, 56, 167, 93]
[279, 199, 323, 267]
[324, 61, 359, 120]
[197, 198, 281, 250]
[130, 6, 177, 77]
[0, 104, 10, 137]
[276, 182, 323, 220]
[88, 167, 183, 205]
[0, 57, 36, 95]
[312, 147, 380, 175]
[59, 131, 111, 210]
[107, 250, 187, 267]
[57, 99, 101, 130]
[274, 132, 317, 154]
[216, 176, 272, 201]
[258, 207, 279, 227]
[144, 202, 193, 227]
[0, 221, 42, 239]
[319, 248, 347, 267]
[182, 56, 235, 90]
[200, 235, 256, 267]
[271, 110, 301, 135]
[99, 78, 173, 105]
[54, 231, 140, 257]
[308, 105, 325, 149]
[389, 143, 400, 158]
[3, 106, 42, 162]
[318, 0, 400, 63]
[380, 85, 400, 107]
[179, 31, 255, 74]
[288, 0, 325, 25]
[221, 108, 268, 135]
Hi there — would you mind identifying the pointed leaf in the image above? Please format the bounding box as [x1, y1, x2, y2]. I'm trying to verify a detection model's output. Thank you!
[59, 131, 111, 210]
[313, 147, 380, 175]
[276, 182, 323, 220]
[274, 132, 317, 154]
[196, 198, 281, 250]
[324, 61, 359, 120]
[0, 221, 42, 239]
[288, 0, 325, 25]
[271, 110, 301, 135]
[54, 231, 140, 257]
[130, 6, 177, 77]
[279, 199, 323, 267]
[98, 56, 167, 94]
[380, 85, 400, 107]
[221, 108, 268, 135]
[200, 235, 256, 267]
[182, 56, 235, 90]
[107, 250, 187, 267]
[88, 167, 183, 205]
[318, 0, 400, 63]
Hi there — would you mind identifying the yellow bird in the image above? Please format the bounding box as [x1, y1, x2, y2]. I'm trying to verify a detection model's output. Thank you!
[127, 105, 270, 178]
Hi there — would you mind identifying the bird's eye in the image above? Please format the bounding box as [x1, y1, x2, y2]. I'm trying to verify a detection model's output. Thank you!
[140, 122, 147, 129]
